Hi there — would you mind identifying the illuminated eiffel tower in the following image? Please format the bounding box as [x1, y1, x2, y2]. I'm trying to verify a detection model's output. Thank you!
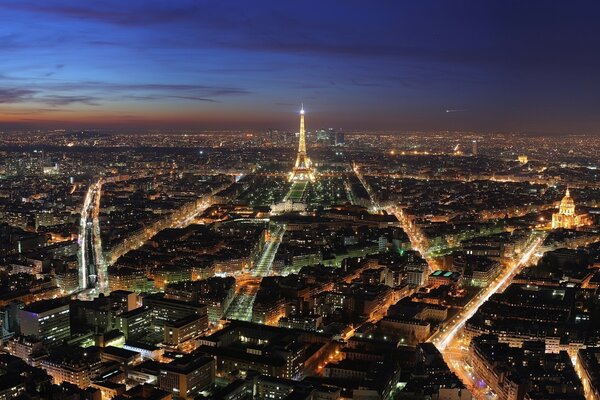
[289, 104, 315, 182]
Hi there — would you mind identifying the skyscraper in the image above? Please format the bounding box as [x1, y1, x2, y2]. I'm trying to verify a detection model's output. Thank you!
[335, 130, 345, 146]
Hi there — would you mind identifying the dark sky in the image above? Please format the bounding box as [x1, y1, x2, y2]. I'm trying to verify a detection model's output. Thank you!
[1, 1, 600, 133]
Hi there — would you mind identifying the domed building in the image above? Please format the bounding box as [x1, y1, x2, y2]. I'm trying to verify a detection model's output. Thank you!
[551, 189, 591, 229]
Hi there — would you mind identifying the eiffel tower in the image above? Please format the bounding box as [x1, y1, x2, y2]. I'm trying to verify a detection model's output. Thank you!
[289, 104, 315, 182]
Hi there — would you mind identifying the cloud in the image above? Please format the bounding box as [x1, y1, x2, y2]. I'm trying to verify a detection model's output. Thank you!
[1, 2, 501, 69]
[351, 80, 384, 88]
[0, 88, 36, 103]
[170, 96, 218, 102]
[0, 33, 24, 50]
[41, 95, 99, 106]
[4, 2, 195, 27]
[0, 87, 100, 106]
[0, 108, 65, 115]
[42, 81, 251, 96]
[124, 95, 218, 103]
[0, 78, 251, 108]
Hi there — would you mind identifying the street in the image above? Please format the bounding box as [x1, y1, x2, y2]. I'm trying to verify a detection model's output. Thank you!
[429, 232, 547, 399]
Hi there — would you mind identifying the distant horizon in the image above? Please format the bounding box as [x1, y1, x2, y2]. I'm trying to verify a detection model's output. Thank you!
[0, 126, 594, 137]
[1, 106, 599, 137]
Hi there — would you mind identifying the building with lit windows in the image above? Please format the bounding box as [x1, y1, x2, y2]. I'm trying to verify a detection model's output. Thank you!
[428, 270, 462, 288]
[197, 321, 325, 380]
[142, 294, 208, 333]
[470, 334, 583, 400]
[40, 352, 101, 388]
[158, 354, 215, 399]
[116, 307, 152, 340]
[578, 347, 600, 400]
[379, 316, 431, 343]
[0, 377, 26, 399]
[164, 314, 204, 348]
[278, 314, 323, 332]
[6, 335, 45, 366]
[19, 299, 70, 348]
[108, 267, 152, 293]
[165, 277, 235, 324]
[405, 262, 428, 287]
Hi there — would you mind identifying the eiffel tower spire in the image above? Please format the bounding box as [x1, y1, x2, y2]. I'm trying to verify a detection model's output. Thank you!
[289, 104, 315, 182]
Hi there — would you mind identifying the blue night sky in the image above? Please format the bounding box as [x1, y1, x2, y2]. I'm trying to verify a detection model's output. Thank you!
[1, 1, 600, 133]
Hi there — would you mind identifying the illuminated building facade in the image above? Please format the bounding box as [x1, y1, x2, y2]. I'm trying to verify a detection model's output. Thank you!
[158, 354, 215, 399]
[108, 267, 151, 293]
[19, 300, 70, 348]
[164, 314, 204, 348]
[551, 189, 591, 229]
[289, 105, 315, 182]
[40, 354, 101, 388]
[115, 307, 152, 340]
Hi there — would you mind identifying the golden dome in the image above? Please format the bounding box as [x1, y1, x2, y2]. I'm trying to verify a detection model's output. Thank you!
[559, 188, 575, 215]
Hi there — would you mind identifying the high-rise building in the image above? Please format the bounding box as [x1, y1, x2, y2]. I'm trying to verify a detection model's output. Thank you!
[289, 105, 315, 182]
[472, 140, 478, 156]
[316, 129, 330, 142]
[19, 299, 70, 348]
[335, 130, 345, 146]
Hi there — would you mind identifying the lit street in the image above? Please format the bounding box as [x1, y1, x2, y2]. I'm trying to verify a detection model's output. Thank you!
[430, 232, 547, 398]
[78, 179, 106, 294]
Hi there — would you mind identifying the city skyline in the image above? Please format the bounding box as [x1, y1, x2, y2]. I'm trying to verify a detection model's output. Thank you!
[0, 118, 599, 400]
[1, 3, 600, 400]
[2, 1, 600, 133]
